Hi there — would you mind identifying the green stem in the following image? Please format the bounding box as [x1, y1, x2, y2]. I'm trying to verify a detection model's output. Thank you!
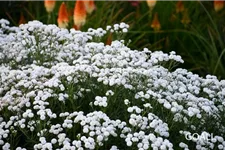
[47, 13, 51, 24]
[213, 48, 225, 75]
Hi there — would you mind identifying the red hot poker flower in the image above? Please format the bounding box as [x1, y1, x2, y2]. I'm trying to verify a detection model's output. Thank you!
[57, 2, 69, 28]
[151, 12, 161, 31]
[84, 0, 96, 14]
[44, 0, 56, 13]
[214, 0, 224, 12]
[146, 0, 157, 10]
[74, 0, 87, 30]
[176, 1, 185, 13]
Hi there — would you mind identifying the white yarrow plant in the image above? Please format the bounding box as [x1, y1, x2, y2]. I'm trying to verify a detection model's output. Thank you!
[0, 19, 224, 149]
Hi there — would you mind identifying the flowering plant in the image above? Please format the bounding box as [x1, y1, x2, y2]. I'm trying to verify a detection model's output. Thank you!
[0, 19, 225, 150]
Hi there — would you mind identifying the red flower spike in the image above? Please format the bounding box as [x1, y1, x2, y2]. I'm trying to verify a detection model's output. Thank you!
[214, 0, 224, 12]
[74, 0, 87, 30]
[57, 2, 69, 28]
[176, 1, 185, 13]
[146, 0, 157, 10]
[151, 12, 161, 31]
[84, 0, 96, 14]
[44, 0, 56, 13]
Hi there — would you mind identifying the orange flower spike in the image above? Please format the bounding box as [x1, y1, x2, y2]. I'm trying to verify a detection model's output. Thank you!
[146, 0, 157, 10]
[176, 1, 185, 13]
[44, 0, 56, 13]
[84, 0, 96, 14]
[19, 13, 26, 25]
[57, 2, 69, 28]
[73, 25, 79, 30]
[181, 9, 191, 25]
[170, 13, 177, 22]
[106, 33, 112, 46]
[151, 13, 161, 31]
[74, 0, 87, 30]
[214, 0, 224, 12]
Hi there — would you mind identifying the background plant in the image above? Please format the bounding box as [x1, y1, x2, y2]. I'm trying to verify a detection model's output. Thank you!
[1, 1, 225, 79]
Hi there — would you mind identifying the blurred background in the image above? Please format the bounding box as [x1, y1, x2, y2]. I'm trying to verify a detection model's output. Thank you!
[0, 0, 225, 79]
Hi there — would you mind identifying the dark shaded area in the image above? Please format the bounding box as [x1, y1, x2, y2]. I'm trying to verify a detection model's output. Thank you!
[0, 1, 26, 25]
[0, 1, 44, 26]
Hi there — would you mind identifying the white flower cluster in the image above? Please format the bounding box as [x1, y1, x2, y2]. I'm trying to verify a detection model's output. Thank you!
[123, 107, 172, 149]
[94, 96, 108, 107]
[88, 28, 107, 38]
[0, 20, 225, 149]
[0, 20, 91, 66]
[106, 22, 129, 33]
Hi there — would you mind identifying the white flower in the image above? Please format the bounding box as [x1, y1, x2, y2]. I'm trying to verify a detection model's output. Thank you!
[126, 140, 132, 147]
[135, 107, 142, 114]
[163, 102, 171, 109]
[110, 145, 119, 150]
[106, 26, 111, 31]
[51, 138, 57, 144]
[106, 90, 114, 96]
[122, 28, 128, 33]
[2, 143, 10, 150]
[218, 144, 224, 149]
[124, 99, 130, 105]
[83, 127, 89, 133]
[179, 142, 188, 148]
